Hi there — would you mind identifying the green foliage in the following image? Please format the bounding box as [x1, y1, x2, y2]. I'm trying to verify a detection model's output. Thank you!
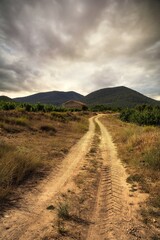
[89, 104, 120, 112]
[120, 105, 160, 126]
[0, 102, 17, 110]
[0, 101, 67, 112]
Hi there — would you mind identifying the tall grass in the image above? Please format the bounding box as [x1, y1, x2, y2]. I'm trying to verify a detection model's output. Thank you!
[0, 141, 41, 202]
[143, 143, 160, 170]
[51, 112, 80, 122]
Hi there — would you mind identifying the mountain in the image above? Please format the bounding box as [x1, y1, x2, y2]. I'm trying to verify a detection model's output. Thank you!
[14, 91, 84, 105]
[13, 86, 159, 107]
[0, 96, 13, 102]
[84, 86, 160, 107]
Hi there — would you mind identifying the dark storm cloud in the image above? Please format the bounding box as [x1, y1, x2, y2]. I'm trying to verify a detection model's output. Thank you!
[0, 0, 160, 98]
[0, 0, 109, 58]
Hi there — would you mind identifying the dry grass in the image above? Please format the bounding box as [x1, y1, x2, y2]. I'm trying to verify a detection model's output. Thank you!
[0, 141, 41, 203]
[101, 114, 160, 230]
[0, 110, 90, 205]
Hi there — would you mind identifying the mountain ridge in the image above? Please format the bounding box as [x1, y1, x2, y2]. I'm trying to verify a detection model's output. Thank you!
[0, 96, 13, 102]
[14, 91, 84, 105]
[1, 86, 159, 107]
[84, 86, 159, 107]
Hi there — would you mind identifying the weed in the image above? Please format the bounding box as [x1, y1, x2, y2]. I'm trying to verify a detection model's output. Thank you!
[0, 122, 23, 133]
[51, 112, 79, 122]
[143, 144, 160, 170]
[127, 174, 143, 184]
[0, 116, 29, 127]
[57, 202, 70, 220]
[40, 124, 56, 134]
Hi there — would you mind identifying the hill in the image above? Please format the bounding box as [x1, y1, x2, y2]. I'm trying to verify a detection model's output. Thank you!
[14, 91, 84, 105]
[11, 86, 160, 107]
[84, 86, 160, 107]
[0, 96, 13, 102]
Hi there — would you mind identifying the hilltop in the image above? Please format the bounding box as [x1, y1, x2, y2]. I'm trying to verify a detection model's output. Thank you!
[84, 86, 159, 107]
[2, 86, 159, 108]
[0, 96, 13, 102]
[14, 91, 84, 105]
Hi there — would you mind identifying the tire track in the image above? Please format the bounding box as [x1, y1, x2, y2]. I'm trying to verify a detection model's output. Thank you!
[0, 117, 96, 240]
[87, 115, 133, 240]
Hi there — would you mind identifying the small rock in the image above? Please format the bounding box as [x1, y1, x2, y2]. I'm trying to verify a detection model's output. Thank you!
[46, 205, 55, 210]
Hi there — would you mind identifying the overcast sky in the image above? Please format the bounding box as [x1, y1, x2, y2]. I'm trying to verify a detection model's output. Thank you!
[0, 0, 160, 99]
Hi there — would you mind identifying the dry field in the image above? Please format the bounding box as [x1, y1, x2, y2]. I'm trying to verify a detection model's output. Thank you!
[0, 112, 159, 240]
[0, 110, 89, 206]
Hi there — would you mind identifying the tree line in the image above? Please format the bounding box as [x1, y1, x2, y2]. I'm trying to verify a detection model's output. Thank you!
[120, 105, 160, 126]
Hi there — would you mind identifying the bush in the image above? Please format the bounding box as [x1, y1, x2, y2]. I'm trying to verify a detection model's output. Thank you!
[120, 105, 160, 126]
[51, 112, 79, 122]
[57, 202, 70, 219]
[40, 124, 57, 133]
[143, 143, 160, 170]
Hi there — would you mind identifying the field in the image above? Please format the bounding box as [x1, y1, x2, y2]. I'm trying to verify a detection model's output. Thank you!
[0, 109, 159, 240]
[0, 110, 89, 206]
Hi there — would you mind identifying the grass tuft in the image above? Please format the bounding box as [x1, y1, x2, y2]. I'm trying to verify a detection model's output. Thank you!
[57, 202, 70, 220]
[0, 141, 41, 202]
[40, 124, 57, 134]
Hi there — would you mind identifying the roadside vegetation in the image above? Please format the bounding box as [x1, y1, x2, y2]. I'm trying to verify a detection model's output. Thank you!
[120, 105, 160, 126]
[0, 110, 89, 206]
[0, 142, 41, 202]
[101, 114, 160, 233]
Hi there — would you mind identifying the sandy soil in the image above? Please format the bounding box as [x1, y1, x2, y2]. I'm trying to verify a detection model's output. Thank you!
[0, 115, 150, 240]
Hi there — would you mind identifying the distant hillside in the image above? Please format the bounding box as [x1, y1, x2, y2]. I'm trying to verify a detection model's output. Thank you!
[84, 86, 160, 107]
[0, 96, 13, 102]
[12, 86, 159, 107]
[14, 91, 84, 105]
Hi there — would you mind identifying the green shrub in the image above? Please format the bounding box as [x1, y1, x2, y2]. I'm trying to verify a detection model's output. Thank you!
[120, 105, 160, 126]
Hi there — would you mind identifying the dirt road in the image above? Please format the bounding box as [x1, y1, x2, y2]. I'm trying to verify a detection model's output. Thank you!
[87, 115, 147, 240]
[0, 115, 148, 240]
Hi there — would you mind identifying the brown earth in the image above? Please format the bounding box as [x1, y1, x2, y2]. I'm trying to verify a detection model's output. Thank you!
[0, 114, 152, 240]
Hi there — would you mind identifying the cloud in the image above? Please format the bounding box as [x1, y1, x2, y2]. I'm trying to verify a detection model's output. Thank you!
[0, 0, 159, 99]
